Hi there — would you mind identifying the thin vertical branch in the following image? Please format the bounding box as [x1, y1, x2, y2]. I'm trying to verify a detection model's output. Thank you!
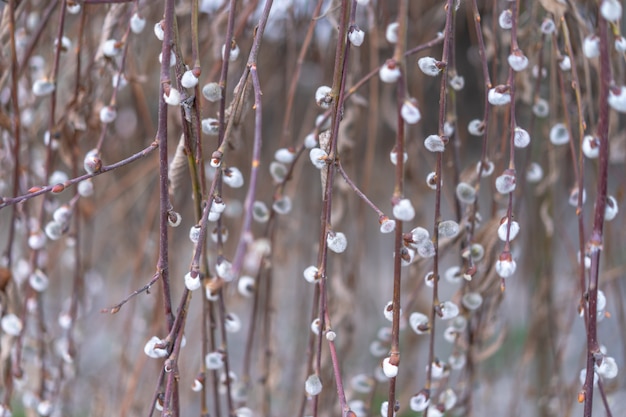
[425, 3, 454, 414]
[387, 0, 408, 415]
[583, 7, 611, 416]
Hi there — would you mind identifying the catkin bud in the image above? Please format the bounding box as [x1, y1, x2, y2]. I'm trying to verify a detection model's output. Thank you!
[130, 13, 146, 34]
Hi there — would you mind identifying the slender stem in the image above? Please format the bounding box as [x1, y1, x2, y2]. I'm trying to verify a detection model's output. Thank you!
[425, 3, 454, 413]
[230, 0, 274, 278]
[387, 1, 408, 415]
[583, 8, 611, 417]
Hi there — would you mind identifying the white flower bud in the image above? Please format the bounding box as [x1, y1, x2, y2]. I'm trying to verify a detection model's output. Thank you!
[410, 391, 430, 412]
[304, 133, 317, 148]
[99, 105, 117, 123]
[191, 379, 203, 392]
[424, 134, 446, 152]
[379, 60, 401, 83]
[189, 225, 201, 244]
[303, 265, 319, 283]
[216, 258, 235, 281]
[600, 0, 622, 22]
[67, 3, 81, 14]
[234, 407, 253, 417]
[605, 195, 619, 221]
[202, 82, 222, 102]
[540, 18, 556, 34]
[369, 340, 387, 357]
[507, 50, 529, 72]
[45, 221, 63, 240]
[462, 292, 483, 310]
[53, 204, 72, 225]
[526, 162, 543, 183]
[559, 55, 571, 71]
[393, 198, 415, 221]
[159, 51, 176, 67]
[112, 72, 127, 89]
[418, 56, 441, 77]
[167, 211, 182, 227]
[55, 36, 72, 52]
[438, 220, 459, 238]
[426, 172, 438, 190]
[383, 301, 396, 322]
[351, 374, 374, 393]
[401, 99, 421, 124]
[583, 35, 600, 58]
[495, 170, 516, 194]
[223, 167, 244, 188]
[1, 314, 23, 336]
[78, 179, 94, 196]
[582, 135, 600, 159]
[449, 74, 465, 91]
[440, 301, 459, 320]
[201, 118, 219, 135]
[597, 356, 619, 379]
[252, 201, 270, 223]
[269, 162, 288, 183]
[274, 147, 297, 164]
[385, 22, 399, 43]
[238, 276, 255, 297]
[579, 368, 598, 386]
[477, 160, 495, 177]
[144, 336, 168, 358]
[83, 149, 102, 174]
[498, 9, 512, 29]
[29, 269, 49, 292]
[409, 312, 429, 334]
[468, 119, 484, 136]
[305, 374, 323, 396]
[498, 218, 520, 241]
[382, 357, 398, 378]
[456, 182, 476, 204]
[400, 246, 416, 266]
[495, 253, 516, 278]
[154, 21, 165, 41]
[224, 313, 241, 333]
[221, 41, 240, 62]
[327, 231, 348, 253]
[28, 229, 46, 249]
[102, 39, 121, 57]
[349, 27, 365, 46]
[309, 148, 328, 169]
[549, 123, 569, 145]
[616, 36, 626, 52]
[164, 88, 182, 106]
[532, 98, 549, 117]
[315, 85, 332, 109]
[32, 79, 55, 96]
[430, 361, 449, 380]
[569, 187, 586, 207]
[608, 86, 626, 113]
[379, 217, 396, 234]
[389, 149, 407, 166]
[185, 271, 202, 291]
[272, 195, 292, 214]
[130, 13, 146, 34]
[311, 318, 321, 335]
[488, 85, 511, 106]
[181, 70, 199, 88]
[514, 126, 530, 148]
[205, 351, 224, 370]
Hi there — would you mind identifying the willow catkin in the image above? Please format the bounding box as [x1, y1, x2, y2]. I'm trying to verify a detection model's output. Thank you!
[168, 134, 187, 200]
